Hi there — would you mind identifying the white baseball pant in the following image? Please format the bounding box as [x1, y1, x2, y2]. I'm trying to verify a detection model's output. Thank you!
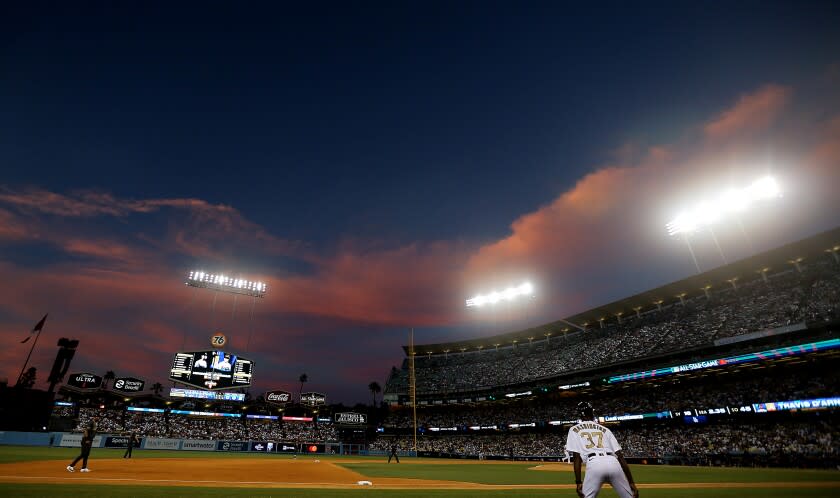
[582, 455, 634, 498]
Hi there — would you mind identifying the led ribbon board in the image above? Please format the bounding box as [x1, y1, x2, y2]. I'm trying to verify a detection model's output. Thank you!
[753, 397, 840, 413]
[169, 410, 240, 417]
[169, 388, 246, 401]
[607, 338, 840, 384]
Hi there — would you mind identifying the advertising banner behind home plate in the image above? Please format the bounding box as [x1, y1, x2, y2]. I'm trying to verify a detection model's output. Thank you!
[182, 439, 218, 451]
[59, 434, 104, 447]
[143, 437, 181, 450]
[104, 436, 131, 448]
[216, 440, 249, 452]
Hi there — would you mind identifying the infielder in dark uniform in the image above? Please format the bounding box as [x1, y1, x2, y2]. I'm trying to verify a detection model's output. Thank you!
[123, 431, 140, 458]
[387, 441, 400, 463]
[67, 416, 98, 472]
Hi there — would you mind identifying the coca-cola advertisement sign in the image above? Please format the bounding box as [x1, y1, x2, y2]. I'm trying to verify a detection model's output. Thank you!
[265, 390, 292, 405]
[67, 372, 102, 389]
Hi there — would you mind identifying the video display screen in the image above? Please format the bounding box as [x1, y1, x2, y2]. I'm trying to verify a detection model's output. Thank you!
[169, 388, 246, 401]
[169, 351, 253, 390]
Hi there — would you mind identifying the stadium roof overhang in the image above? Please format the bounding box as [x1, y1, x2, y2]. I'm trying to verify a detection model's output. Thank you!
[404, 225, 840, 356]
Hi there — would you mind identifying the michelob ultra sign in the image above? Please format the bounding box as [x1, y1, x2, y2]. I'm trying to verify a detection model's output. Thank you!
[67, 372, 102, 389]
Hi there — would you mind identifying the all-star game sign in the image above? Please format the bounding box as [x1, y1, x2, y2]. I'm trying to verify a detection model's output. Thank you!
[211, 332, 227, 349]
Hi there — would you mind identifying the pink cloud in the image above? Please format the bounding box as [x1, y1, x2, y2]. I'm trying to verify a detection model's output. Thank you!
[464, 82, 837, 315]
[704, 84, 792, 138]
[0, 80, 838, 401]
[0, 209, 29, 240]
[273, 241, 471, 326]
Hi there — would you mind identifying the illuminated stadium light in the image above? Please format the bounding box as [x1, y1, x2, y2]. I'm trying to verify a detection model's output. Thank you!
[466, 282, 534, 307]
[185, 271, 267, 298]
[666, 176, 782, 236]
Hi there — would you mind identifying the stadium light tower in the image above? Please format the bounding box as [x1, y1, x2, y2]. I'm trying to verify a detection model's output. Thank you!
[186, 271, 267, 298]
[666, 175, 782, 270]
[184, 270, 268, 353]
[466, 282, 534, 307]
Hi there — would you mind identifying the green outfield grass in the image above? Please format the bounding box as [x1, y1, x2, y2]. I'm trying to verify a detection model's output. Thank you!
[0, 445, 838, 498]
[340, 461, 840, 485]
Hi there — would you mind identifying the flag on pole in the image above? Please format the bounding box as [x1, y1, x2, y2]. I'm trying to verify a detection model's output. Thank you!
[21, 314, 48, 343]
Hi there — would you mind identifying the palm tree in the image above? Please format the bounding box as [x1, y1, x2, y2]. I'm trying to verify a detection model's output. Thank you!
[298, 373, 308, 402]
[151, 382, 163, 396]
[103, 370, 115, 389]
[16, 367, 37, 389]
[368, 381, 381, 407]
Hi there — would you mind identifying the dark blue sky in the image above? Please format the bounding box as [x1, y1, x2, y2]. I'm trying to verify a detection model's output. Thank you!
[4, 1, 837, 244]
[1, 1, 839, 402]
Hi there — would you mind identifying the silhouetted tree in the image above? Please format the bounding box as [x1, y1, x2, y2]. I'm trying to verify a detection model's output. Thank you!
[151, 382, 163, 396]
[103, 370, 115, 389]
[368, 381, 381, 407]
[299, 373, 308, 402]
[16, 367, 37, 388]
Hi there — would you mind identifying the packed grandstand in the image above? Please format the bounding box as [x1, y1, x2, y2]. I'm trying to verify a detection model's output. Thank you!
[375, 228, 840, 467]
[48, 228, 839, 467]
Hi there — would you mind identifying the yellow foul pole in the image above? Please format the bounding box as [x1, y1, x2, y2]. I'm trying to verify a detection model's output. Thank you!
[409, 328, 417, 453]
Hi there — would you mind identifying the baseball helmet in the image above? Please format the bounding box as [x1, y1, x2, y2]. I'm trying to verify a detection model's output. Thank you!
[577, 401, 595, 420]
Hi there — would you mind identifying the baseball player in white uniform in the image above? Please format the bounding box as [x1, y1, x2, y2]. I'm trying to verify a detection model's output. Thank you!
[565, 402, 639, 498]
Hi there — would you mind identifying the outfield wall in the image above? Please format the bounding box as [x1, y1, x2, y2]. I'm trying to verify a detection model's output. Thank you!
[0, 431, 57, 446]
[0, 432, 357, 454]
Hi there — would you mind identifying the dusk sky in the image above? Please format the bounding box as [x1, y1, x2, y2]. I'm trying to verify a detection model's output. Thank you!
[2, 2, 839, 403]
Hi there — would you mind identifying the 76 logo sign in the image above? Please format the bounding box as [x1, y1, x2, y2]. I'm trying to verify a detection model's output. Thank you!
[211, 333, 227, 348]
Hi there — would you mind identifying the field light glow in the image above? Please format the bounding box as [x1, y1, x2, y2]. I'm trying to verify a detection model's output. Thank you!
[666, 176, 781, 236]
[466, 282, 534, 307]
[186, 271, 267, 297]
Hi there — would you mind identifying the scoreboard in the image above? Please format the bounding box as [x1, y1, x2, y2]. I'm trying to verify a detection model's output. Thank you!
[169, 351, 253, 390]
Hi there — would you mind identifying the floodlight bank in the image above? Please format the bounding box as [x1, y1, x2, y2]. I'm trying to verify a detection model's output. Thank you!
[185, 270, 267, 297]
[666, 176, 781, 236]
[466, 282, 534, 307]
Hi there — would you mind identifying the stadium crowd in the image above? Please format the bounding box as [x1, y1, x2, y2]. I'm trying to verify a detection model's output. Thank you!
[387, 260, 840, 394]
[69, 408, 338, 442]
[382, 365, 838, 429]
[370, 421, 838, 467]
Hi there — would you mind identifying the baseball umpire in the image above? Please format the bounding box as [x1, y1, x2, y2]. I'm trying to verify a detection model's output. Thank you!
[565, 402, 639, 498]
[67, 416, 98, 473]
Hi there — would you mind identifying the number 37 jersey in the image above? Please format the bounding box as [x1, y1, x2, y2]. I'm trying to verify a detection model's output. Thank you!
[565, 421, 622, 455]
